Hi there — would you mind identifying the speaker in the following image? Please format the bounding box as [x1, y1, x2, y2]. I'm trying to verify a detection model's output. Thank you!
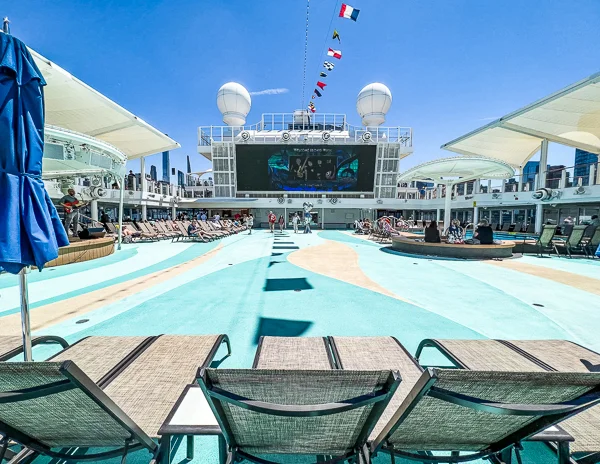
[87, 227, 106, 239]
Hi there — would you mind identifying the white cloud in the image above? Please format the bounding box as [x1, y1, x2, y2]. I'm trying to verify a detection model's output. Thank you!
[249, 88, 289, 96]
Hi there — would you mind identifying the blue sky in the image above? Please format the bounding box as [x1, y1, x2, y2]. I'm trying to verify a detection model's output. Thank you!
[5, 0, 600, 176]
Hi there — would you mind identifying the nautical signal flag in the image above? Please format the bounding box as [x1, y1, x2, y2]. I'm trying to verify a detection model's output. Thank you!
[320, 72, 327, 77]
[316, 81, 327, 90]
[339, 3, 360, 21]
[327, 48, 342, 59]
[312, 95, 316, 99]
[323, 61, 335, 71]
[308, 101, 316, 113]
[332, 29, 341, 43]
[314, 89, 322, 97]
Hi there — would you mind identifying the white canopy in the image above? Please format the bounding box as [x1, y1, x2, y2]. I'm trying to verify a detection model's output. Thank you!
[398, 157, 514, 185]
[31, 49, 180, 159]
[442, 71, 600, 167]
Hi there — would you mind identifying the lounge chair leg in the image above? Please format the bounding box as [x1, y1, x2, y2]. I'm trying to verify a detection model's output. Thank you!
[186, 436, 194, 460]
[121, 439, 130, 464]
[361, 445, 371, 464]
[514, 445, 523, 464]
[0, 438, 8, 462]
[557, 442, 570, 464]
[500, 448, 513, 464]
[158, 435, 172, 464]
[218, 435, 227, 464]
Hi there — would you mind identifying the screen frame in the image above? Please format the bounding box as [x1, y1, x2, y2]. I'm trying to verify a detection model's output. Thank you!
[234, 143, 378, 194]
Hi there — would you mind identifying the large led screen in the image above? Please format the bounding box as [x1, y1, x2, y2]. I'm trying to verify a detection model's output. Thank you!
[235, 144, 376, 192]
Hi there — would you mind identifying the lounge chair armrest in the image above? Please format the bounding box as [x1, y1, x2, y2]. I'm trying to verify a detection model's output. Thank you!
[429, 387, 600, 416]
[205, 385, 394, 417]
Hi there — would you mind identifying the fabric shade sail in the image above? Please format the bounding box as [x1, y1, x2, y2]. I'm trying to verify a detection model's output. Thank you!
[0, 32, 69, 274]
[30, 49, 180, 160]
[397, 157, 515, 185]
[442, 71, 600, 167]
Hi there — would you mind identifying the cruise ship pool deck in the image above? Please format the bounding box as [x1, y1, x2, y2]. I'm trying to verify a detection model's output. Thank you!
[1, 230, 599, 464]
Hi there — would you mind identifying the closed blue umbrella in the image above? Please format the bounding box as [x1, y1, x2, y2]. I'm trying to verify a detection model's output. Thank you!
[0, 22, 69, 359]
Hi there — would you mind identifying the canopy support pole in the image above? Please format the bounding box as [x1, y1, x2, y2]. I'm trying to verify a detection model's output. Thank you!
[117, 177, 125, 250]
[535, 203, 544, 235]
[19, 267, 32, 361]
[443, 182, 452, 231]
[538, 139, 549, 189]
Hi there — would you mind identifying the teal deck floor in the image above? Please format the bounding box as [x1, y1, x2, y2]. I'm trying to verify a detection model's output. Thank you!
[1, 229, 599, 464]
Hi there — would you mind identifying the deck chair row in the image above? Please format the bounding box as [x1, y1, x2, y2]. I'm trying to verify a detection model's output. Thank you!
[249, 336, 600, 464]
[1, 335, 600, 464]
[104, 220, 246, 244]
[536, 225, 600, 258]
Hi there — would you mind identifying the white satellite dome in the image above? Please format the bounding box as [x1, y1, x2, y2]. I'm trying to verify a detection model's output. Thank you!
[356, 83, 392, 126]
[217, 82, 251, 126]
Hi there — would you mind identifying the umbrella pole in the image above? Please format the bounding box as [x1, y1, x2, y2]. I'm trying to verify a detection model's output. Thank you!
[117, 177, 124, 250]
[19, 267, 33, 361]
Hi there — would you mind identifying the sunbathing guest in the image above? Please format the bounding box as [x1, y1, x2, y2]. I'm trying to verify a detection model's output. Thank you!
[474, 219, 494, 244]
[446, 219, 465, 244]
[424, 220, 441, 243]
[187, 222, 201, 237]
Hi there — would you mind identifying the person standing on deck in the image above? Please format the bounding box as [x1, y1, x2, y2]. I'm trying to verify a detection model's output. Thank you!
[278, 215, 285, 232]
[304, 214, 312, 234]
[292, 213, 299, 233]
[59, 189, 84, 237]
[247, 214, 254, 235]
[268, 211, 276, 233]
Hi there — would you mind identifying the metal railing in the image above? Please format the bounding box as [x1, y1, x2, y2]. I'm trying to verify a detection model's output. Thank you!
[198, 113, 413, 147]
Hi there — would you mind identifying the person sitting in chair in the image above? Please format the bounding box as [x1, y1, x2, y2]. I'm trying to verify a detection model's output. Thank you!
[446, 219, 465, 244]
[188, 222, 201, 237]
[474, 219, 494, 245]
[424, 221, 441, 243]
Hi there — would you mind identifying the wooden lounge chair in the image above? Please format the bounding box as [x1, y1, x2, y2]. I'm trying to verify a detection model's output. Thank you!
[123, 223, 157, 243]
[197, 368, 400, 464]
[173, 222, 209, 243]
[0, 335, 69, 362]
[154, 221, 181, 240]
[555, 225, 588, 257]
[416, 339, 600, 463]
[0, 334, 231, 464]
[137, 222, 168, 240]
[198, 221, 226, 239]
[209, 221, 230, 236]
[536, 225, 559, 257]
[501, 222, 511, 232]
[513, 222, 523, 233]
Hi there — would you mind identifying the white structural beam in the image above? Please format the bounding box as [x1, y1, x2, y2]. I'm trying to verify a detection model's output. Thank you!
[501, 122, 600, 155]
